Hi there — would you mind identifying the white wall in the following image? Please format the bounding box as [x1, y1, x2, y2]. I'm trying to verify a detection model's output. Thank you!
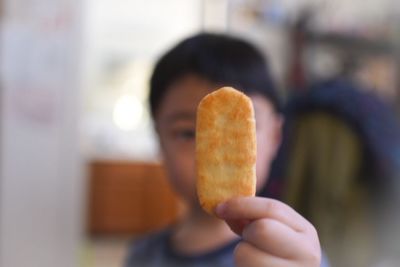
[0, 0, 85, 267]
[82, 0, 202, 161]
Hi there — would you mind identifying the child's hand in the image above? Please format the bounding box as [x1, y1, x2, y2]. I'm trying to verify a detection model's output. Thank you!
[215, 197, 321, 267]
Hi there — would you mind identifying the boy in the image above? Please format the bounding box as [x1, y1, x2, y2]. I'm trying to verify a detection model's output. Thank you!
[126, 33, 322, 267]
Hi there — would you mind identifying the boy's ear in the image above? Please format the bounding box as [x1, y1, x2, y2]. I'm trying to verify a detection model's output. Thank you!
[152, 119, 160, 135]
[272, 115, 284, 156]
[156, 148, 164, 162]
[153, 119, 163, 142]
[152, 121, 166, 162]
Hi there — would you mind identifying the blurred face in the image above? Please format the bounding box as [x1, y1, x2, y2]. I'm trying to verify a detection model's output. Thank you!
[155, 74, 282, 207]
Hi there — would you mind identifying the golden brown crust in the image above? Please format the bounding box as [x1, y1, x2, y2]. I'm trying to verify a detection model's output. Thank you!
[196, 87, 256, 215]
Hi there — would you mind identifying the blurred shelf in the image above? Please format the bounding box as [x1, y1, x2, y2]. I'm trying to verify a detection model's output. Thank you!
[303, 31, 396, 55]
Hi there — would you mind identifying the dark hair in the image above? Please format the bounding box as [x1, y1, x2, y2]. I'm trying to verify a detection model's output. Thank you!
[149, 32, 281, 118]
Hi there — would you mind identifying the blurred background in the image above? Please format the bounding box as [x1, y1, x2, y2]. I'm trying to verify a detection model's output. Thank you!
[0, 0, 399, 267]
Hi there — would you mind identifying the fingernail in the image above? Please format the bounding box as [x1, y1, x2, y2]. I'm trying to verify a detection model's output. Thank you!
[215, 202, 227, 217]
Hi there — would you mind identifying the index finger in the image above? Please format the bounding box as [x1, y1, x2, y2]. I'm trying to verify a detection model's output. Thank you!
[215, 197, 310, 233]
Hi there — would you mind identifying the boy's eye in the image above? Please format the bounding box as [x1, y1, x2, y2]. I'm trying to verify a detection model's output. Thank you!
[173, 129, 195, 141]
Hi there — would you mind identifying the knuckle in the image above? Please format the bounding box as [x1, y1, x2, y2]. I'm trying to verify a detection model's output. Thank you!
[251, 219, 276, 238]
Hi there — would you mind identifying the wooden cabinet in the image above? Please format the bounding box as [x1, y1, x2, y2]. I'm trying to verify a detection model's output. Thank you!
[88, 160, 184, 235]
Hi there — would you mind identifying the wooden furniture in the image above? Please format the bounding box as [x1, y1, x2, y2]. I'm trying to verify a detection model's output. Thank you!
[88, 160, 184, 235]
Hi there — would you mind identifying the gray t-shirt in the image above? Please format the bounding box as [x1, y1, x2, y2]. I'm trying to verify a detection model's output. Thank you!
[125, 229, 239, 267]
[125, 229, 330, 267]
